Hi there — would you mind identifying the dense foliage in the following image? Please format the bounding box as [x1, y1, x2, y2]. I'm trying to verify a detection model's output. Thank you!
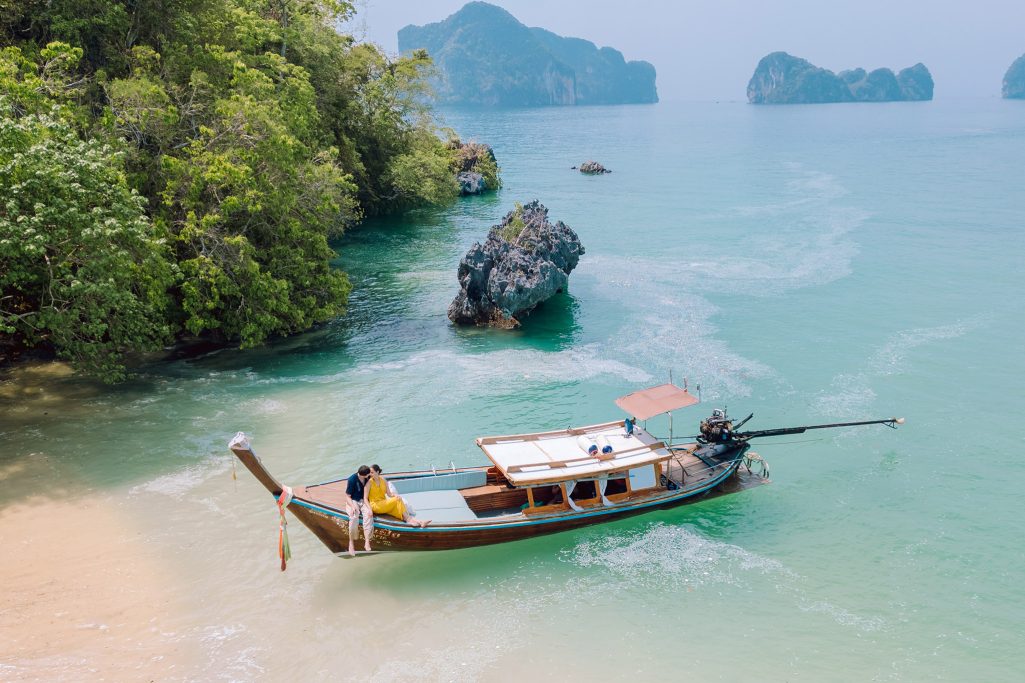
[0, 0, 493, 380]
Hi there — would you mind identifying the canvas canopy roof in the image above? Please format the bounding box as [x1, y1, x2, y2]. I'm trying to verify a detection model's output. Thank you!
[614, 383, 699, 421]
[476, 420, 671, 487]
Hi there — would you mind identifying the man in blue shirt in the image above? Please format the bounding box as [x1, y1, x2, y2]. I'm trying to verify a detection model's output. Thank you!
[345, 465, 374, 555]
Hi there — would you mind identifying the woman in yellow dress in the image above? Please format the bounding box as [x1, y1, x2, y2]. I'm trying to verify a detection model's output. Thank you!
[367, 465, 430, 527]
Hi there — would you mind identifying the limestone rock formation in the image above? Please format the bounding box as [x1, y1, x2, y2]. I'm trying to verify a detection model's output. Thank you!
[457, 172, 486, 195]
[398, 2, 657, 106]
[1003, 54, 1025, 99]
[577, 161, 610, 174]
[449, 139, 500, 194]
[897, 63, 934, 100]
[747, 52, 852, 104]
[747, 52, 933, 104]
[448, 201, 584, 327]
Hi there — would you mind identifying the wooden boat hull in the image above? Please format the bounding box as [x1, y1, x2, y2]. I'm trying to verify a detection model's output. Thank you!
[230, 439, 766, 553]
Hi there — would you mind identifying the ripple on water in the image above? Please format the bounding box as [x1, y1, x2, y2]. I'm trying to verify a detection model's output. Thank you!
[814, 318, 981, 418]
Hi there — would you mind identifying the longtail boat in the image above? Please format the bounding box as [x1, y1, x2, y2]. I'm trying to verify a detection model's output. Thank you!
[229, 384, 903, 563]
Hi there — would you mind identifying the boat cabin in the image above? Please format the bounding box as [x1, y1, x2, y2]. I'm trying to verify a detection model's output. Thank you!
[475, 419, 669, 514]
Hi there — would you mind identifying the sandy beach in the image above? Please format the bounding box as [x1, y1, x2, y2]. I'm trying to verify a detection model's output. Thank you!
[0, 495, 198, 681]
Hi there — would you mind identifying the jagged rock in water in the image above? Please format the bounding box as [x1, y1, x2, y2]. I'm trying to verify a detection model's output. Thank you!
[578, 161, 610, 174]
[448, 201, 584, 327]
[1003, 53, 1025, 99]
[448, 139, 500, 192]
[451, 140, 496, 173]
[457, 172, 486, 195]
[747, 52, 933, 104]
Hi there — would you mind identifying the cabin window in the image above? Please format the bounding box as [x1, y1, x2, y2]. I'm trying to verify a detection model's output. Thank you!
[628, 465, 656, 490]
[603, 477, 628, 496]
[569, 480, 597, 502]
[533, 485, 563, 507]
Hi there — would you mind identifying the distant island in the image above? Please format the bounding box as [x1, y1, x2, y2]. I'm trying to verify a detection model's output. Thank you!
[1003, 53, 1025, 98]
[747, 52, 933, 104]
[398, 2, 657, 106]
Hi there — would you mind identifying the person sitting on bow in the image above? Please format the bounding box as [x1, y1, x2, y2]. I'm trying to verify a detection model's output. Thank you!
[344, 465, 374, 555]
[367, 465, 430, 528]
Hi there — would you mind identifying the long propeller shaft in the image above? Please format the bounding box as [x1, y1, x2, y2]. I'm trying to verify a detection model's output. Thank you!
[736, 417, 904, 440]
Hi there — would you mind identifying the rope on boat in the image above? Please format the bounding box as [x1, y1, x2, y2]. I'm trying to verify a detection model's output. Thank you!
[277, 485, 294, 572]
[743, 451, 770, 479]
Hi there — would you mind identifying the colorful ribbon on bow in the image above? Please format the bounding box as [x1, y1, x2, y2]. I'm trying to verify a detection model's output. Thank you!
[276, 485, 294, 571]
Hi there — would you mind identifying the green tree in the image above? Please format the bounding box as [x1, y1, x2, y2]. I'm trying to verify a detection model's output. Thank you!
[0, 103, 174, 381]
[158, 47, 357, 346]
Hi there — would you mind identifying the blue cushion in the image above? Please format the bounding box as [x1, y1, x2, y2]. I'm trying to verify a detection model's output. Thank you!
[401, 489, 478, 522]
[390, 470, 487, 494]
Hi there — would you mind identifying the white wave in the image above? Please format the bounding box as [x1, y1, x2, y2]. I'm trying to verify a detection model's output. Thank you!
[732, 168, 850, 216]
[867, 321, 976, 376]
[575, 260, 775, 398]
[238, 398, 288, 416]
[281, 346, 650, 398]
[129, 461, 221, 499]
[815, 376, 879, 419]
[563, 523, 791, 588]
[799, 600, 885, 632]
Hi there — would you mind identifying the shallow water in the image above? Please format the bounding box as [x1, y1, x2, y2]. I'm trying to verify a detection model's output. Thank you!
[2, 99, 1024, 680]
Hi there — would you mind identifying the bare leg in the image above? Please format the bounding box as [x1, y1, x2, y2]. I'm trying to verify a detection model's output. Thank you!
[361, 502, 374, 552]
[346, 502, 358, 555]
[402, 511, 430, 528]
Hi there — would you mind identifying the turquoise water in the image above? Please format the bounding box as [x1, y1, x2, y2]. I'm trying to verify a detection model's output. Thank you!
[2, 99, 1024, 680]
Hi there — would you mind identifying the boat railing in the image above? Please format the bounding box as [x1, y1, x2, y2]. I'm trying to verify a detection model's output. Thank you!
[656, 449, 738, 492]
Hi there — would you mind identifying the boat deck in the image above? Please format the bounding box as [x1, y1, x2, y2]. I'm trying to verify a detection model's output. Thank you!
[298, 444, 748, 527]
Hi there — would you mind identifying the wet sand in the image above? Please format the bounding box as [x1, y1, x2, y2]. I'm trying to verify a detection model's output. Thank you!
[0, 496, 198, 681]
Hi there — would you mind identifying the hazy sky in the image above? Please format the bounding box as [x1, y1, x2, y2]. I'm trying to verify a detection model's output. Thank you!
[345, 0, 1025, 101]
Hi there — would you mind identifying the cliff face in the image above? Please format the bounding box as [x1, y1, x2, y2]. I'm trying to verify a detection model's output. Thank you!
[748, 52, 933, 104]
[747, 52, 852, 104]
[398, 2, 657, 106]
[529, 28, 658, 104]
[1003, 54, 1025, 99]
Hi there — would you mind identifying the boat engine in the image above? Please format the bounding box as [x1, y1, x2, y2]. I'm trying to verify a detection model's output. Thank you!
[698, 409, 733, 443]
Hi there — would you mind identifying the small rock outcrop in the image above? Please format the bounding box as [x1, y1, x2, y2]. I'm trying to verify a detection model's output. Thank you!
[449, 139, 500, 194]
[457, 172, 486, 194]
[747, 52, 933, 104]
[577, 161, 610, 174]
[448, 201, 584, 327]
[1003, 53, 1025, 99]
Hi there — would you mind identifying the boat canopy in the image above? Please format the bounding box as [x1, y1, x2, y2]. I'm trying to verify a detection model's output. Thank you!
[476, 420, 672, 487]
[614, 383, 699, 421]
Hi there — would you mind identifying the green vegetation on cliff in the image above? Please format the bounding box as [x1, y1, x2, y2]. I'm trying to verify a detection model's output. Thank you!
[0, 0, 492, 381]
